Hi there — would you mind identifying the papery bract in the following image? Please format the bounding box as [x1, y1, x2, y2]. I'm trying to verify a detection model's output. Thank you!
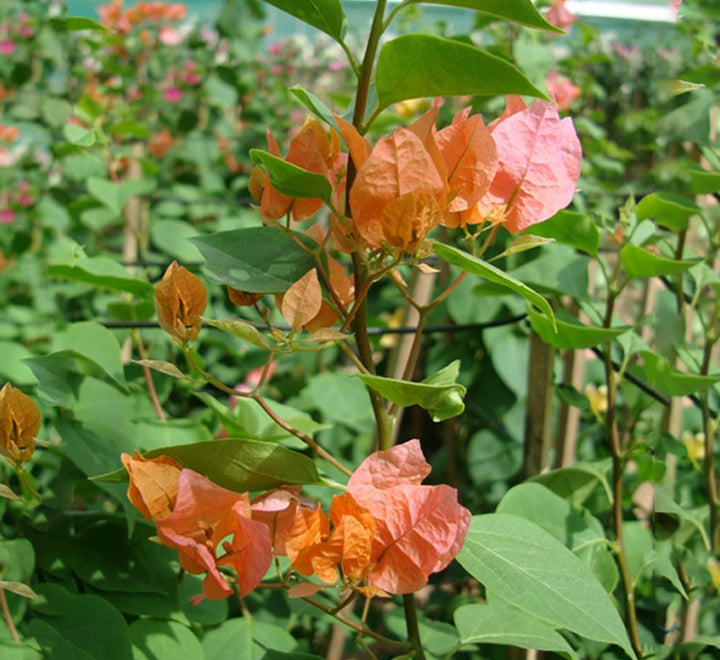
[155, 261, 207, 343]
[546, 71, 581, 111]
[0, 383, 40, 466]
[347, 439, 471, 594]
[156, 470, 272, 600]
[433, 107, 497, 226]
[280, 268, 323, 331]
[251, 487, 301, 555]
[253, 118, 339, 223]
[546, 0, 576, 31]
[474, 98, 582, 233]
[121, 452, 182, 520]
[348, 127, 445, 251]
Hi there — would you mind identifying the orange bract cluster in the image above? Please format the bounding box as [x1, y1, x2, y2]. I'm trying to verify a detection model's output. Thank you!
[123, 440, 470, 602]
[0, 125, 20, 142]
[99, 0, 186, 33]
[0, 383, 40, 466]
[250, 97, 581, 254]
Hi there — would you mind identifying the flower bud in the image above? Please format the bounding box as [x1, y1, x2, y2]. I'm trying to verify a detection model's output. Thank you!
[0, 383, 40, 466]
[155, 261, 207, 343]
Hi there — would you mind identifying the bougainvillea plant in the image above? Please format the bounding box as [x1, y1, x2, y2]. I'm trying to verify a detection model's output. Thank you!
[3, 0, 720, 658]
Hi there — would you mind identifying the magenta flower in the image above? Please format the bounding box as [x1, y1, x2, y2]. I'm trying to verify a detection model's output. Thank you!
[0, 209, 16, 224]
[0, 41, 15, 56]
[163, 88, 182, 103]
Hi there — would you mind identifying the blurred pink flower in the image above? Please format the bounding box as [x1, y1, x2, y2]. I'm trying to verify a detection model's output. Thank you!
[0, 209, 16, 224]
[18, 195, 34, 207]
[18, 26, 33, 38]
[613, 43, 641, 60]
[268, 40, 285, 56]
[0, 41, 15, 55]
[163, 87, 182, 103]
[159, 24, 183, 46]
[0, 150, 15, 167]
[546, 0, 576, 31]
[546, 71, 581, 110]
[185, 72, 201, 85]
[328, 61, 345, 72]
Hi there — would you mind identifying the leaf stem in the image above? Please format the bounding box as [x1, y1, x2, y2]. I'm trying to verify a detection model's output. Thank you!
[0, 588, 19, 643]
[182, 348, 352, 476]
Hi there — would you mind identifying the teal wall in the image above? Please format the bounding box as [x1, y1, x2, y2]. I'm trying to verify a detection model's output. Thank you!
[66, 1, 674, 42]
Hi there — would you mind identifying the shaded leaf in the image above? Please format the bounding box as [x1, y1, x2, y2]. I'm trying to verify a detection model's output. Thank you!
[620, 245, 696, 278]
[192, 228, 317, 293]
[635, 192, 699, 232]
[249, 149, 333, 205]
[525, 210, 599, 255]
[529, 308, 629, 350]
[92, 439, 321, 492]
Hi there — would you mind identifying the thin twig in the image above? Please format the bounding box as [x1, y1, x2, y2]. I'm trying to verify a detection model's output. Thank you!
[133, 330, 166, 422]
[0, 588, 19, 643]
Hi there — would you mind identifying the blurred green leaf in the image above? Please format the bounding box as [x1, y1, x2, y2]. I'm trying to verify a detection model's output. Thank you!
[413, 0, 562, 32]
[529, 308, 629, 350]
[525, 210, 599, 256]
[635, 192, 699, 231]
[620, 245, 696, 278]
[259, 0, 346, 43]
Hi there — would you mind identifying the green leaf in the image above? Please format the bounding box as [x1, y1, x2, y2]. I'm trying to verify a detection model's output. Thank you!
[203, 318, 271, 349]
[458, 514, 635, 657]
[413, 0, 562, 31]
[434, 242, 554, 326]
[259, 0, 346, 43]
[133, 360, 187, 380]
[497, 483, 618, 593]
[642, 351, 720, 397]
[0, 539, 35, 622]
[62, 122, 96, 147]
[376, 35, 547, 111]
[55, 321, 126, 386]
[87, 177, 155, 216]
[130, 619, 204, 660]
[530, 461, 612, 506]
[92, 439, 321, 492]
[192, 227, 317, 293]
[150, 220, 204, 262]
[249, 149, 333, 205]
[52, 16, 108, 31]
[0, 341, 38, 385]
[525, 210, 599, 256]
[290, 86, 337, 126]
[491, 235, 555, 261]
[635, 192, 699, 232]
[386, 610, 460, 656]
[455, 603, 578, 658]
[620, 245, 695, 278]
[31, 584, 132, 660]
[203, 619, 296, 660]
[357, 360, 466, 422]
[48, 255, 155, 297]
[689, 167, 720, 195]
[529, 308, 629, 350]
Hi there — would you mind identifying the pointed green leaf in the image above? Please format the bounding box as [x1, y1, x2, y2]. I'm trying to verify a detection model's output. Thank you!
[357, 360, 466, 422]
[48, 256, 155, 297]
[259, 0, 346, 43]
[192, 227, 317, 293]
[91, 439, 321, 492]
[635, 192, 699, 232]
[203, 318, 271, 349]
[434, 242, 554, 326]
[529, 308, 629, 350]
[455, 603, 578, 658]
[133, 360, 187, 380]
[642, 351, 720, 397]
[376, 35, 547, 111]
[411, 0, 562, 32]
[249, 149, 333, 205]
[290, 86, 337, 127]
[689, 168, 720, 195]
[87, 177, 155, 216]
[52, 16, 108, 32]
[525, 210, 599, 256]
[458, 514, 635, 658]
[620, 245, 696, 278]
[130, 619, 204, 660]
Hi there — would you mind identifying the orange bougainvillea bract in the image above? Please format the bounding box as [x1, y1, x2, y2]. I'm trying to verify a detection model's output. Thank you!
[472, 97, 582, 233]
[154, 261, 207, 343]
[0, 383, 40, 466]
[121, 452, 182, 520]
[155, 469, 272, 600]
[347, 439, 471, 594]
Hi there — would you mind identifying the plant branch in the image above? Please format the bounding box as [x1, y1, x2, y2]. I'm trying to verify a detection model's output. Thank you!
[387, 312, 426, 419]
[302, 596, 411, 649]
[701, 337, 720, 552]
[602, 291, 643, 658]
[402, 594, 427, 660]
[182, 348, 351, 476]
[133, 330, 166, 422]
[0, 588, 19, 643]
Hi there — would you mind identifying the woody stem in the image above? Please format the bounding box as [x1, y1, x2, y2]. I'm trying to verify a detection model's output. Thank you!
[302, 596, 410, 649]
[132, 330, 166, 422]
